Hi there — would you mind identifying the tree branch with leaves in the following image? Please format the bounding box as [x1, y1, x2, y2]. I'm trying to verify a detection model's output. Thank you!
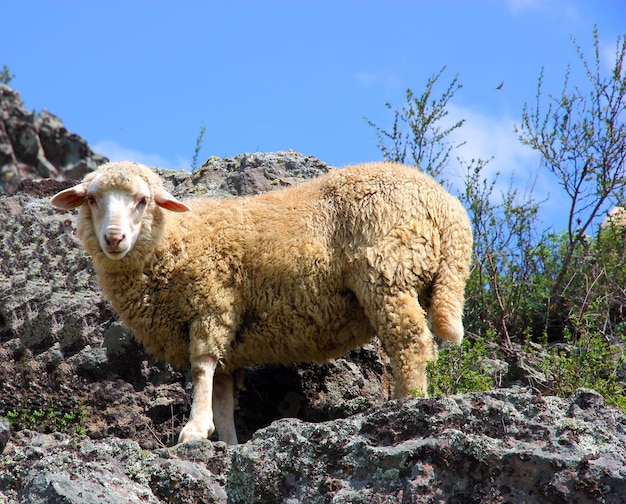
[364, 66, 465, 181]
[516, 26, 626, 304]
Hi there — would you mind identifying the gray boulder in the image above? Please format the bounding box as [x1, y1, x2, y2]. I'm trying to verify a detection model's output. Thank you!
[1, 388, 624, 503]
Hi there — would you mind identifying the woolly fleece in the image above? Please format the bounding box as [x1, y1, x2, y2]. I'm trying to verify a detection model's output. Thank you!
[59, 161, 473, 396]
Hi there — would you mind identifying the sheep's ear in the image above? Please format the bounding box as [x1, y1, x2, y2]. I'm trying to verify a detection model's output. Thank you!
[50, 184, 88, 209]
[154, 188, 192, 212]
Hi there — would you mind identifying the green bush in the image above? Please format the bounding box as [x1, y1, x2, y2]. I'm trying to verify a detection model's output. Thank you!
[537, 330, 626, 412]
[427, 337, 495, 397]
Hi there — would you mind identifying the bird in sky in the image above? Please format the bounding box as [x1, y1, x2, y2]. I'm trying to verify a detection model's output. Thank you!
[496, 82, 504, 90]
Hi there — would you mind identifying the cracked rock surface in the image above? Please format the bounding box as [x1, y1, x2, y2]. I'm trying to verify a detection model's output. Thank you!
[2, 388, 625, 503]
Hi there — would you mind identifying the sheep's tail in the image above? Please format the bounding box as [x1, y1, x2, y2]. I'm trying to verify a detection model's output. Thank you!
[429, 212, 473, 345]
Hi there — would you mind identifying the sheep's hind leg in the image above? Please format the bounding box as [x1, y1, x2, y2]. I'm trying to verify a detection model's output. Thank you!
[213, 371, 238, 445]
[366, 290, 437, 397]
[178, 355, 218, 444]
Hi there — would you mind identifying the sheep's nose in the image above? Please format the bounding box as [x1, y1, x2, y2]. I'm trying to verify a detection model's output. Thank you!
[105, 233, 125, 249]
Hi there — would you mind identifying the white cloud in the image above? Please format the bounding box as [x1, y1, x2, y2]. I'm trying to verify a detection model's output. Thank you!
[354, 71, 403, 90]
[441, 104, 573, 229]
[505, 0, 580, 22]
[92, 140, 190, 171]
[445, 104, 539, 185]
[506, 0, 543, 14]
[600, 37, 623, 74]
[355, 72, 378, 87]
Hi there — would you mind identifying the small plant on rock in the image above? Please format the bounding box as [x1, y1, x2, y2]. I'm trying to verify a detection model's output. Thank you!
[0, 65, 15, 85]
[5, 398, 87, 435]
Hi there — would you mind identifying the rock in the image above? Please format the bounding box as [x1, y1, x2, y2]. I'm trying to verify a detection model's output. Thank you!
[0, 83, 107, 194]
[153, 150, 331, 199]
[0, 418, 9, 453]
[39, 342, 64, 370]
[227, 387, 626, 503]
[0, 431, 228, 503]
[102, 322, 133, 357]
[67, 345, 109, 377]
[1, 388, 625, 502]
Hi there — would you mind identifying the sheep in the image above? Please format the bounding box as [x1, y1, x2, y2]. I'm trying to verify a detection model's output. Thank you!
[601, 206, 626, 229]
[51, 160, 473, 445]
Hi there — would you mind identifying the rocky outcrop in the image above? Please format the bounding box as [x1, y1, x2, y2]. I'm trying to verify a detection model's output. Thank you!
[1, 388, 625, 503]
[2, 144, 625, 501]
[0, 84, 107, 194]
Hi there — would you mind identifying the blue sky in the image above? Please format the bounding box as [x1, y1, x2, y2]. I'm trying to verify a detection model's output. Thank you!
[4, 0, 625, 229]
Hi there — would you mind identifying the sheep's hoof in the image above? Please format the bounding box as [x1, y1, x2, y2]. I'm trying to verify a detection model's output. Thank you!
[178, 431, 205, 444]
[178, 421, 214, 444]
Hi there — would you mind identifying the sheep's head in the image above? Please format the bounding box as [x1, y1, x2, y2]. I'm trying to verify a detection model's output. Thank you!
[51, 161, 191, 260]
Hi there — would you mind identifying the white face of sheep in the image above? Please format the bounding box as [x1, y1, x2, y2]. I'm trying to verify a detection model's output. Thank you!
[51, 173, 191, 260]
[90, 180, 154, 259]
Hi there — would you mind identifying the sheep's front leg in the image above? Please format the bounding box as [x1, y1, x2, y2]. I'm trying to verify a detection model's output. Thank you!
[178, 355, 218, 443]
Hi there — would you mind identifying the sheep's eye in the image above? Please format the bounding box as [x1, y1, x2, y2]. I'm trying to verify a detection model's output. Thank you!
[86, 195, 97, 206]
[136, 197, 148, 208]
